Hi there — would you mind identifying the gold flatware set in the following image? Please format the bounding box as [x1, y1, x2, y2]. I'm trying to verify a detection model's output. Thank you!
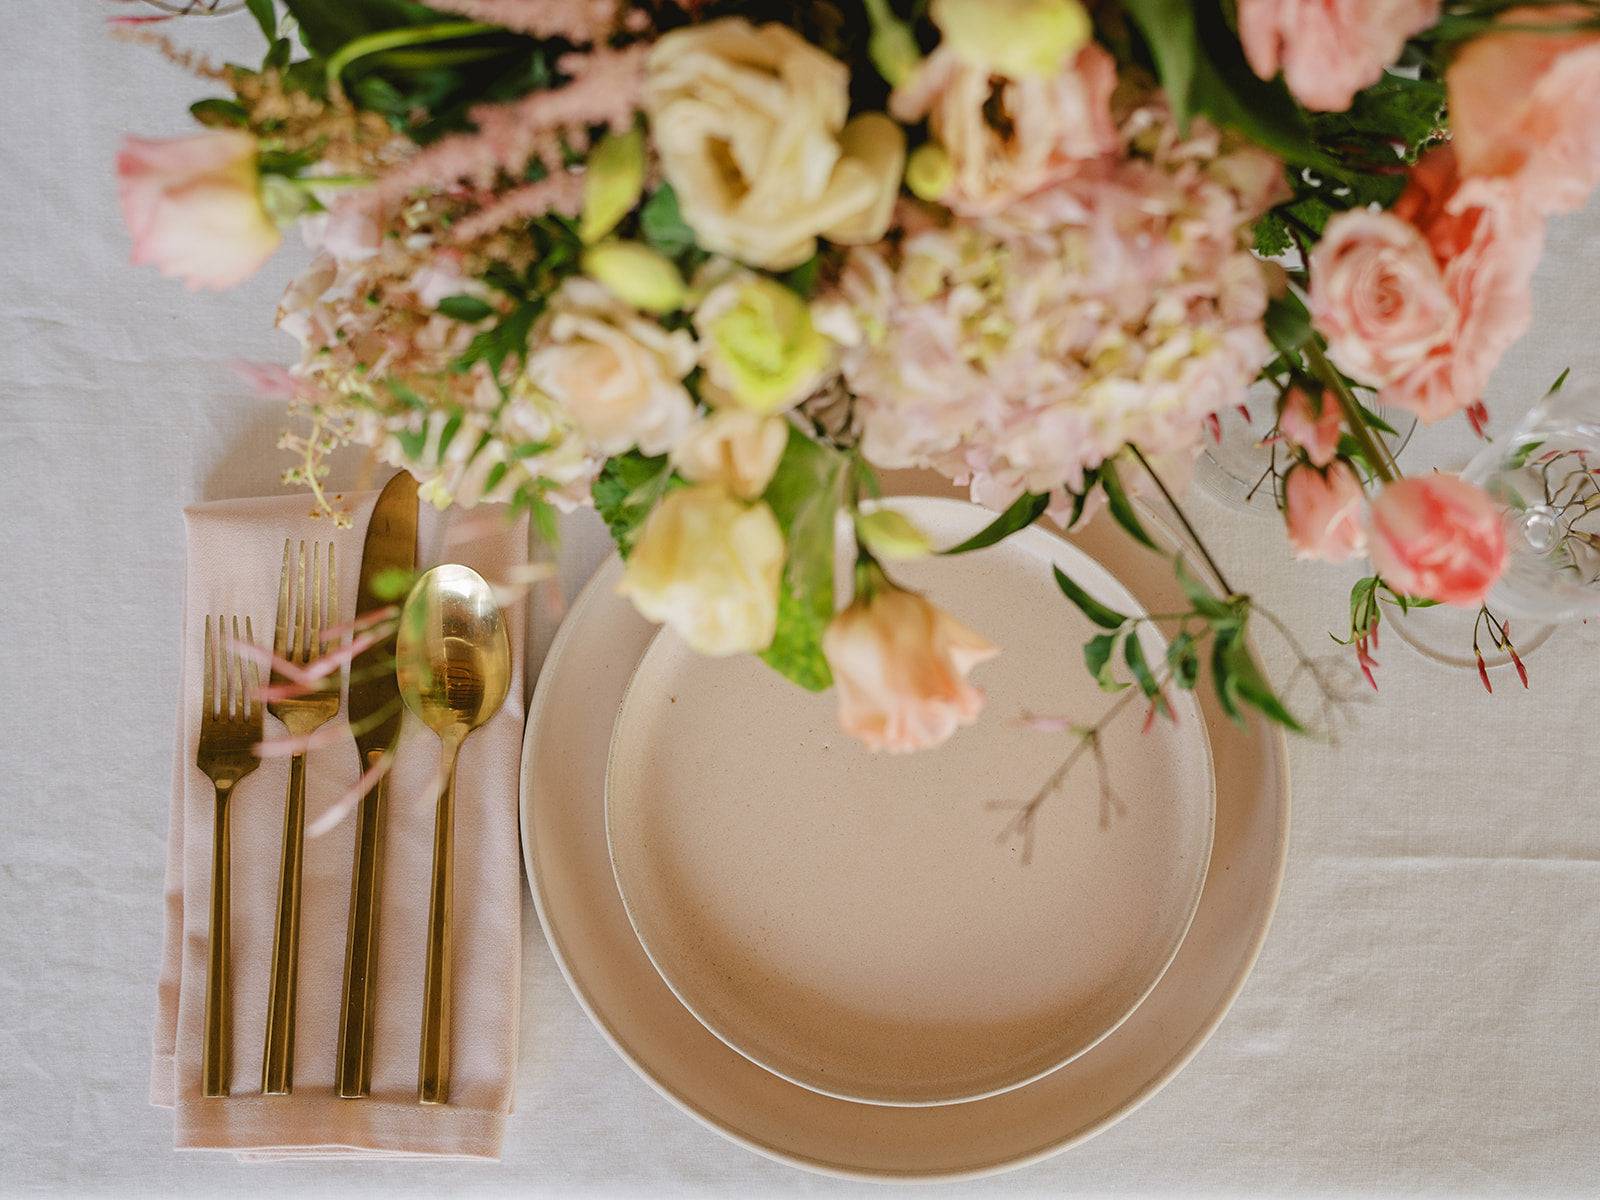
[197, 472, 507, 1105]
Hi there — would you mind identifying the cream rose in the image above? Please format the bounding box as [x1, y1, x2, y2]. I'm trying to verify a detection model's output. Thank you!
[618, 484, 786, 656]
[644, 18, 906, 270]
[671, 409, 789, 500]
[526, 278, 697, 456]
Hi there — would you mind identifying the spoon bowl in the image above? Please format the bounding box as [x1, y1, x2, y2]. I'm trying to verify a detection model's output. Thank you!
[396, 564, 511, 1105]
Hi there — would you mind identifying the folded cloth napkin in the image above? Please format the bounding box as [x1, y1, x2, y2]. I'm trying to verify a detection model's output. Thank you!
[151, 486, 527, 1160]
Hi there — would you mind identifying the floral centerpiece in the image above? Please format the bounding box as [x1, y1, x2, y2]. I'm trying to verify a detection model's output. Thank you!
[115, 0, 1600, 750]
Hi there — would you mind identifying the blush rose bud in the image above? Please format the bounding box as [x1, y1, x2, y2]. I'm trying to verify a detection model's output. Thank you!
[116, 130, 282, 290]
[1278, 386, 1343, 468]
[1367, 474, 1509, 607]
[1284, 461, 1368, 562]
[823, 574, 998, 753]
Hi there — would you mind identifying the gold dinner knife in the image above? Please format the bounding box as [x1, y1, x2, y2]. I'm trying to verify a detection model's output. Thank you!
[335, 472, 418, 1098]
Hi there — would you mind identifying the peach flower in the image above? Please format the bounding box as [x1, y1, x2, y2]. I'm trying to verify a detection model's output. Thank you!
[1307, 207, 1452, 389]
[823, 579, 998, 753]
[1367, 474, 1507, 606]
[670, 409, 789, 500]
[1448, 5, 1600, 216]
[889, 41, 1118, 215]
[1283, 461, 1367, 562]
[1237, 0, 1440, 112]
[1279, 386, 1343, 467]
[117, 130, 281, 290]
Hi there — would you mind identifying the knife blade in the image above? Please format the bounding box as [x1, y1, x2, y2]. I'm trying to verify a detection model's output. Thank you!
[336, 470, 418, 1098]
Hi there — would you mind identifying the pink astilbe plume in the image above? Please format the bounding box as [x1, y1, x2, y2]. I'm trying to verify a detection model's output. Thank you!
[451, 172, 587, 242]
[423, 0, 645, 41]
[367, 43, 647, 212]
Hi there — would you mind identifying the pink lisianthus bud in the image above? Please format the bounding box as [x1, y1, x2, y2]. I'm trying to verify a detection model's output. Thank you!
[822, 581, 998, 753]
[1236, 0, 1440, 112]
[1279, 386, 1343, 467]
[1367, 474, 1508, 606]
[1283, 460, 1367, 562]
[116, 130, 281, 290]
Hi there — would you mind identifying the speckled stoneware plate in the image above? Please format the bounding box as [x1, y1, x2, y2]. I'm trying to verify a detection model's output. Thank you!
[603, 502, 1215, 1107]
[520, 494, 1290, 1179]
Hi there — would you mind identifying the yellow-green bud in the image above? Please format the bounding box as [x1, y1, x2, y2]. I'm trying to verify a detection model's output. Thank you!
[580, 128, 645, 245]
[930, 0, 1092, 78]
[701, 277, 831, 414]
[856, 508, 933, 561]
[905, 141, 954, 202]
[863, 0, 922, 86]
[581, 240, 687, 314]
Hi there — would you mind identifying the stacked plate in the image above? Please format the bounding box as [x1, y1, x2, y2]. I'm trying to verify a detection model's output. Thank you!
[519, 496, 1289, 1180]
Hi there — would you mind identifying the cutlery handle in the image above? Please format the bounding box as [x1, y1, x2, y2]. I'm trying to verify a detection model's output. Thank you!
[261, 753, 307, 1095]
[418, 744, 459, 1105]
[337, 758, 389, 1099]
[202, 783, 232, 1098]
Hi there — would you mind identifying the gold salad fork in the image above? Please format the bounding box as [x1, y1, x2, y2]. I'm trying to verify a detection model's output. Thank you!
[197, 614, 263, 1098]
[261, 541, 340, 1095]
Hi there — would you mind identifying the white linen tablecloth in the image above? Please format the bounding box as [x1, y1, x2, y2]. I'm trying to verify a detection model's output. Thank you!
[2, 4, 1598, 1195]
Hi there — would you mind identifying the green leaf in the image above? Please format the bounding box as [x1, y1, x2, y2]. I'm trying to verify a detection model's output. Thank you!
[370, 565, 416, 601]
[1506, 438, 1546, 471]
[1211, 623, 1244, 724]
[1124, 632, 1162, 700]
[280, 0, 442, 57]
[1175, 557, 1236, 621]
[1166, 630, 1201, 690]
[436, 294, 496, 323]
[1311, 72, 1445, 167]
[782, 254, 822, 299]
[1065, 467, 1101, 529]
[1348, 574, 1380, 639]
[190, 98, 250, 128]
[592, 451, 672, 558]
[758, 430, 844, 692]
[1054, 565, 1130, 631]
[265, 35, 293, 70]
[1224, 634, 1303, 731]
[1101, 460, 1157, 551]
[1547, 367, 1572, 397]
[1265, 292, 1313, 359]
[1120, 0, 1197, 127]
[1084, 632, 1129, 693]
[1253, 212, 1293, 258]
[246, 0, 277, 40]
[941, 492, 1049, 555]
[639, 185, 698, 258]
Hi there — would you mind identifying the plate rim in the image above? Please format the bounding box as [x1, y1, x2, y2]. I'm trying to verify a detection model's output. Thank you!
[518, 498, 1291, 1181]
[598, 508, 1217, 1108]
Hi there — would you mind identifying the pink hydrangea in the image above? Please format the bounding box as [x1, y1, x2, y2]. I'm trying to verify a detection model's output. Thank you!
[818, 101, 1287, 509]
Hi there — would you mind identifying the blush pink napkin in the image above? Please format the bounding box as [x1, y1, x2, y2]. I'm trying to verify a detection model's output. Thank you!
[151, 486, 528, 1159]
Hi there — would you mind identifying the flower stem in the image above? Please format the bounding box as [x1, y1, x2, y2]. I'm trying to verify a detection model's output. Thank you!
[1305, 339, 1401, 484]
[1128, 446, 1238, 597]
[325, 22, 496, 92]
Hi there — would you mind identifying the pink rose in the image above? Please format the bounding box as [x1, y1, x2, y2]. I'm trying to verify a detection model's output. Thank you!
[822, 581, 998, 753]
[1367, 474, 1508, 606]
[1283, 461, 1367, 562]
[1448, 5, 1600, 216]
[1237, 0, 1440, 112]
[117, 130, 281, 290]
[1308, 207, 1453, 388]
[1278, 386, 1343, 467]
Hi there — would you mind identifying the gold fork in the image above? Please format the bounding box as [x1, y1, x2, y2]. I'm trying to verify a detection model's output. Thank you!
[261, 540, 340, 1095]
[197, 614, 264, 1098]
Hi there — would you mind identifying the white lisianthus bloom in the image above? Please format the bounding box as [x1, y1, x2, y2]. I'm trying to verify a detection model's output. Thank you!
[671, 409, 790, 500]
[644, 17, 906, 270]
[618, 485, 786, 655]
[526, 278, 697, 457]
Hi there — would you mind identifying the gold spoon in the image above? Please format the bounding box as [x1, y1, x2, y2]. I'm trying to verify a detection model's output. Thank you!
[396, 564, 512, 1106]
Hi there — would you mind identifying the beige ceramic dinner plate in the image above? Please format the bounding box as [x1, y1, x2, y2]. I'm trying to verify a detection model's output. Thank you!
[603, 505, 1215, 1107]
[520, 495, 1290, 1178]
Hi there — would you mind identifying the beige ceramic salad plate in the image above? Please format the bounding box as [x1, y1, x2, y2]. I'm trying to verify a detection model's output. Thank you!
[519, 495, 1290, 1179]
[602, 502, 1215, 1107]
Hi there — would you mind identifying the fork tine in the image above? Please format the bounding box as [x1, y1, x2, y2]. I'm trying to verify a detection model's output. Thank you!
[323, 543, 337, 657]
[230, 615, 245, 722]
[203, 614, 216, 720]
[274, 540, 292, 668]
[310, 542, 324, 665]
[244, 616, 262, 728]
